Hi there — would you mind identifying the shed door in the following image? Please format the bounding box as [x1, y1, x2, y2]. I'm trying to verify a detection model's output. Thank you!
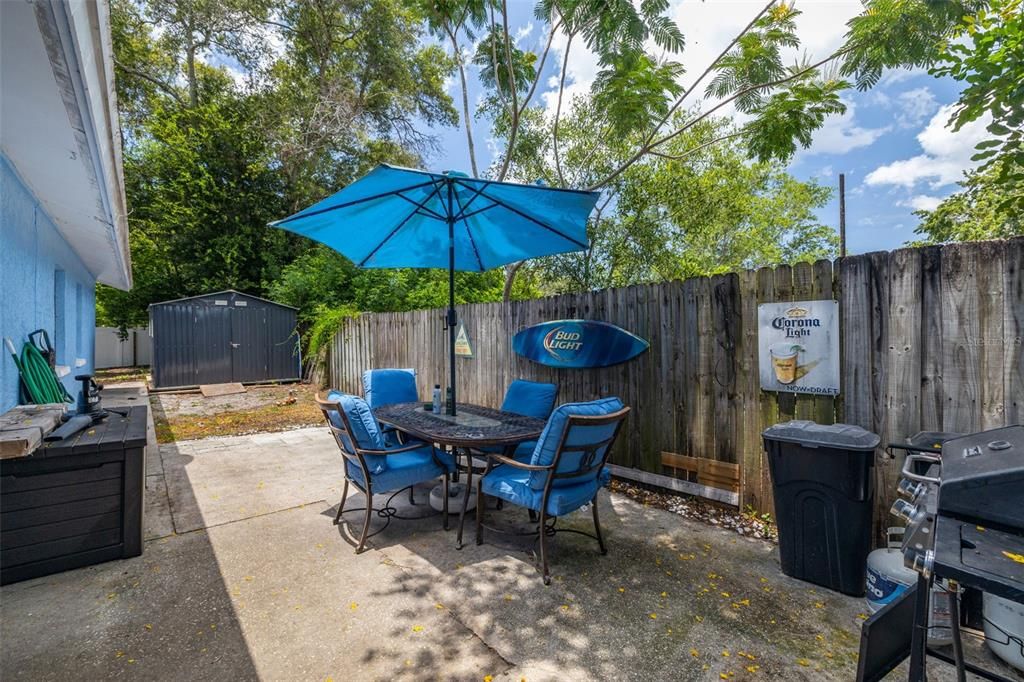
[195, 302, 233, 384]
[230, 301, 269, 383]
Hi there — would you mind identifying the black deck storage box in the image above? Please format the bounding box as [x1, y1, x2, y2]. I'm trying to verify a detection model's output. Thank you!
[762, 420, 880, 596]
[1, 406, 147, 585]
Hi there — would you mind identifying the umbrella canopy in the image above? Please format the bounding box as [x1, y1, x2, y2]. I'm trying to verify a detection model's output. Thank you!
[271, 164, 601, 414]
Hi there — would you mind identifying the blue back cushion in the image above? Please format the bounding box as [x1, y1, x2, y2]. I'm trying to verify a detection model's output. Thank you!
[362, 368, 418, 409]
[501, 379, 558, 420]
[527, 397, 624, 490]
[326, 390, 388, 475]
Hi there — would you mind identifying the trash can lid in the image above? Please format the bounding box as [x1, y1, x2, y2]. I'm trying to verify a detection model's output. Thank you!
[762, 420, 880, 450]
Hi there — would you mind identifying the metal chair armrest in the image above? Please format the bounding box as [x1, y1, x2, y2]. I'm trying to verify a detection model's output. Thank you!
[359, 442, 429, 456]
[486, 453, 552, 471]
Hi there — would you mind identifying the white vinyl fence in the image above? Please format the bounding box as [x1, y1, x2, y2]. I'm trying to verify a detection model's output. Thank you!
[94, 327, 151, 369]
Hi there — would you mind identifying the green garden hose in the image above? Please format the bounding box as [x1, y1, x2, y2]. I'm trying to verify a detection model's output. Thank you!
[4, 337, 74, 405]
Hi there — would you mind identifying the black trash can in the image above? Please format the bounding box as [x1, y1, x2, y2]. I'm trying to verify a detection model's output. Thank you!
[762, 420, 880, 596]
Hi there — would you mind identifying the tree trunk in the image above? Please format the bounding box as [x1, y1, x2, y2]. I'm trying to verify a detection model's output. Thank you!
[502, 261, 524, 301]
[186, 45, 198, 108]
[450, 32, 479, 177]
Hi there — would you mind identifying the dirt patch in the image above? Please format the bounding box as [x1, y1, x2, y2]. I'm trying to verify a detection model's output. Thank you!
[150, 383, 322, 443]
[95, 366, 150, 384]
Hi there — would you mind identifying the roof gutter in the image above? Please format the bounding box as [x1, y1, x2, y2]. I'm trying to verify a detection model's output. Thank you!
[33, 0, 132, 290]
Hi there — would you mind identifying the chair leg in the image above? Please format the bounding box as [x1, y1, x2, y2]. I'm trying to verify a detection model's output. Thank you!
[475, 479, 484, 546]
[456, 455, 473, 549]
[355, 484, 373, 554]
[334, 479, 349, 525]
[539, 509, 551, 585]
[408, 485, 416, 506]
[592, 495, 607, 555]
[442, 474, 450, 531]
[528, 509, 538, 523]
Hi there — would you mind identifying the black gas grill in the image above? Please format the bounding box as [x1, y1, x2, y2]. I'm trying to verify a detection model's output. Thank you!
[857, 425, 1024, 682]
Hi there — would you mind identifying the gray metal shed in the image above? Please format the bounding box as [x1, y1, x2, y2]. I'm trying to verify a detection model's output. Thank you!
[149, 290, 301, 389]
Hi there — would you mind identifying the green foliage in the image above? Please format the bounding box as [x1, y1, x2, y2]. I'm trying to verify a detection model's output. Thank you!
[840, 0, 984, 90]
[507, 101, 836, 293]
[102, 0, 459, 345]
[707, 3, 801, 113]
[592, 54, 684, 138]
[306, 304, 360, 360]
[744, 76, 848, 163]
[473, 26, 536, 96]
[912, 161, 1024, 243]
[930, 0, 1024, 213]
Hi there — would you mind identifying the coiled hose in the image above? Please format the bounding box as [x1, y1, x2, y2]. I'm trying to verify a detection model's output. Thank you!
[4, 338, 74, 404]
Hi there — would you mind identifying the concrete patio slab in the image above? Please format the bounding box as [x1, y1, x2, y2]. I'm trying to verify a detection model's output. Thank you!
[2, 425, 1017, 681]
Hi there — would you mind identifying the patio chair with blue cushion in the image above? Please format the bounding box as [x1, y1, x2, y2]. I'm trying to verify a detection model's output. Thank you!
[475, 397, 630, 584]
[474, 379, 558, 462]
[362, 368, 419, 447]
[316, 391, 454, 553]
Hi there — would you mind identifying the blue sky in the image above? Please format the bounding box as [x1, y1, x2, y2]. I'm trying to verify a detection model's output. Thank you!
[418, 0, 987, 256]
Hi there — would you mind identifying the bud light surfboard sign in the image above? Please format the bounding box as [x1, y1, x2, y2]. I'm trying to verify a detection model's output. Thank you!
[512, 320, 649, 368]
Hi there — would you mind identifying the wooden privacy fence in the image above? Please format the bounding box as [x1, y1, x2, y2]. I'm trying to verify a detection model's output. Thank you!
[327, 238, 1023, 531]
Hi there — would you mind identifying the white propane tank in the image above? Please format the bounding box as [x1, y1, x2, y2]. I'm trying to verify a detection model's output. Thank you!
[866, 528, 917, 612]
[864, 528, 954, 646]
[984, 592, 1024, 672]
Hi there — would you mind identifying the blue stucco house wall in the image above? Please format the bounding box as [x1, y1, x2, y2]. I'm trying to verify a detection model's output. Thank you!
[1, 157, 97, 412]
[1, 1, 131, 416]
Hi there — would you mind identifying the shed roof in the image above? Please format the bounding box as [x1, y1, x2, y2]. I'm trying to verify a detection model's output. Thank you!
[148, 290, 299, 310]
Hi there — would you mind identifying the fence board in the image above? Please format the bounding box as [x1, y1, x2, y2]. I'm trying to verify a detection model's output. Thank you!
[325, 238, 1023, 528]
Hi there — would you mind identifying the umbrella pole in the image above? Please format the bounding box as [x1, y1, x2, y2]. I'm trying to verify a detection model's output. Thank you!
[447, 182, 457, 416]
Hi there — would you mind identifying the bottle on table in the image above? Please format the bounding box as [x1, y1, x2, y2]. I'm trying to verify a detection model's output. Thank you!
[432, 385, 442, 414]
[445, 386, 453, 415]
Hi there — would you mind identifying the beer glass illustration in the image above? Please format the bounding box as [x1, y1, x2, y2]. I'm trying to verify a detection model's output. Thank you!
[769, 343, 804, 384]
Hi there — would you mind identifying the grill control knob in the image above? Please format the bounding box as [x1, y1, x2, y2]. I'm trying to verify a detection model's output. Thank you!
[897, 478, 926, 502]
[891, 498, 918, 524]
[905, 548, 935, 579]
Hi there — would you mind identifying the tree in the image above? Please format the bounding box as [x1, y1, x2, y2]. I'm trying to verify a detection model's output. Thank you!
[930, 0, 1024, 214]
[912, 160, 1024, 243]
[516, 103, 836, 292]
[100, 0, 460, 334]
[431, 0, 976, 297]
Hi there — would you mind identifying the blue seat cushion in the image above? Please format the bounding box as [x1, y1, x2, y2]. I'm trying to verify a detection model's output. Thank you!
[527, 397, 624, 490]
[346, 445, 455, 494]
[327, 391, 388, 474]
[501, 379, 558, 420]
[362, 368, 418, 409]
[482, 464, 611, 517]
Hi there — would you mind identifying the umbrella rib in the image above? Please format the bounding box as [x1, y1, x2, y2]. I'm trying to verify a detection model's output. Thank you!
[398, 192, 445, 220]
[450, 181, 491, 221]
[272, 180, 437, 226]
[474, 188, 589, 249]
[451, 186, 485, 272]
[357, 181, 445, 267]
[459, 202, 499, 220]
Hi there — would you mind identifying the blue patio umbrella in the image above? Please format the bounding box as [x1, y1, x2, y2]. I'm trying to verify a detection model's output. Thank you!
[270, 164, 600, 415]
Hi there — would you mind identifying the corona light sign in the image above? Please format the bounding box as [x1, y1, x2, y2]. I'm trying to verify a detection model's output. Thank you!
[758, 300, 839, 395]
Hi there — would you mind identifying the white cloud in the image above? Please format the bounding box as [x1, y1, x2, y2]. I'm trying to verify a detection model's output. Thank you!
[865, 104, 991, 189]
[894, 87, 938, 129]
[820, 165, 833, 178]
[799, 100, 890, 156]
[901, 195, 944, 212]
[515, 22, 535, 46]
[878, 66, 929, 87]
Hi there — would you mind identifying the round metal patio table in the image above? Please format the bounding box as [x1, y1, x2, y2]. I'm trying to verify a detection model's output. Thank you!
[374, 402, 546, 548]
